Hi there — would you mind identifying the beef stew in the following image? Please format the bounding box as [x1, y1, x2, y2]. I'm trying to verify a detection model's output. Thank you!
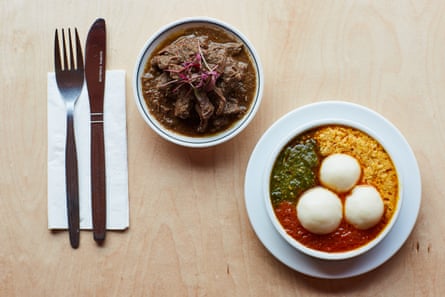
[141, 26, 257, 136]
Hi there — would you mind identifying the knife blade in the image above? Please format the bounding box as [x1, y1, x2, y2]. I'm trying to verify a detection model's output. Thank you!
[85, 18, 107, 243]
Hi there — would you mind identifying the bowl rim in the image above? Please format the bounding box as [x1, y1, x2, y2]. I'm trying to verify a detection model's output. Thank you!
[262, 117, 404, 260]
[132, 16, 264, 148]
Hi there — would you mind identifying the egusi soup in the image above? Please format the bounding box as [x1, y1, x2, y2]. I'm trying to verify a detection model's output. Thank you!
[269, 125, 399, 253]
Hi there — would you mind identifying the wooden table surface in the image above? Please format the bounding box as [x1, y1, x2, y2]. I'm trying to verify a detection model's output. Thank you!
[1, 0, 444, 296]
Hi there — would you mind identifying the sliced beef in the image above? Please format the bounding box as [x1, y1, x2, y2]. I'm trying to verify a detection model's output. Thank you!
[222, 98, 246, 115]
[205, 42, 243, 73]
[223, 58, 247, 89]
[152, 72, 170, 90]
[153, 35, 209, 70]
[151, 54, 180, 70]
[211, 87, 227, 115]
[194, 90, 215, 132]
[174, 89, 193, 119]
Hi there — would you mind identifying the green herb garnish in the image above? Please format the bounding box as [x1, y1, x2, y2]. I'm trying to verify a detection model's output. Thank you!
[270, 138, 319, 205]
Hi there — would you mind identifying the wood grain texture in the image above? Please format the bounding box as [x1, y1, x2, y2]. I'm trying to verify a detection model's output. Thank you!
[1, 0, 445, 296]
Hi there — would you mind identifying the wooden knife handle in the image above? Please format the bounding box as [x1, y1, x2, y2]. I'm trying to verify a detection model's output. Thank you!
[66, 112, 80, 248]
[91, 116, 106, 243]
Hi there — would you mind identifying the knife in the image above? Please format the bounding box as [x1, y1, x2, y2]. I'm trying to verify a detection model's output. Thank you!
[85, 18, 107, 243]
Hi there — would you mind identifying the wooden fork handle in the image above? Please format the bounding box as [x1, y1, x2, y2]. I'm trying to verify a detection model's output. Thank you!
[66, 113, 80, 249]
[91, 119, 106, 243]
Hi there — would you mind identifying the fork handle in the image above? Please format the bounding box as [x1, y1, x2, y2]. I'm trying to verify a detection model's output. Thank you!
[66, 113, 80, 248]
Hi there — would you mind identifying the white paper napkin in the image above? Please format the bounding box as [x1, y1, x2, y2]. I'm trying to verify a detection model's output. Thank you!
[47, 70, 129, 230]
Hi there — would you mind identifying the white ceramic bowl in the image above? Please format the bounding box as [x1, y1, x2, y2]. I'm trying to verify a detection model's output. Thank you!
[263, 118, 403, 260]
[133, 17, 264, 148]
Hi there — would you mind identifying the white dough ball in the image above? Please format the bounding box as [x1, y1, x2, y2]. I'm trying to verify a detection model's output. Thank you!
[345, 185, 384, 230]
[297, 187, 343, 235]
[320, 153, 361, 193]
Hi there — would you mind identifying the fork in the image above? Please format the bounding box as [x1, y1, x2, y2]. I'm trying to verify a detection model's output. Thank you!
[54, 28, 84, 249]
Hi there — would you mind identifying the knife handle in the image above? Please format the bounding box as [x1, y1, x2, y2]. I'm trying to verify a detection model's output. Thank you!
[91, 115, 106, 243]
[66, 112, 80, 248]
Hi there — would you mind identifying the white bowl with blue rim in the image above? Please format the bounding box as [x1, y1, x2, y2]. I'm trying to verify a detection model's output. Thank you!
[133, 17, 264, 148]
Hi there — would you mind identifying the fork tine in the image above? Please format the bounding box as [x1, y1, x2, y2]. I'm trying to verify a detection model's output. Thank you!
[54, 29, 61, 72]
[61, 29, 68, 70]
[68, 28, 75, 70]
[74, 28, 83, 70]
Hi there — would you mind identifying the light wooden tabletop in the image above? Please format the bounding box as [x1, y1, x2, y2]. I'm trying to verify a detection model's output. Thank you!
[1, 0, 444, 296]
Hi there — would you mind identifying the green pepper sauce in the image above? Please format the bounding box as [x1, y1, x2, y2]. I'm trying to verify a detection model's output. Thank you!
[270, 138, 319, 206]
